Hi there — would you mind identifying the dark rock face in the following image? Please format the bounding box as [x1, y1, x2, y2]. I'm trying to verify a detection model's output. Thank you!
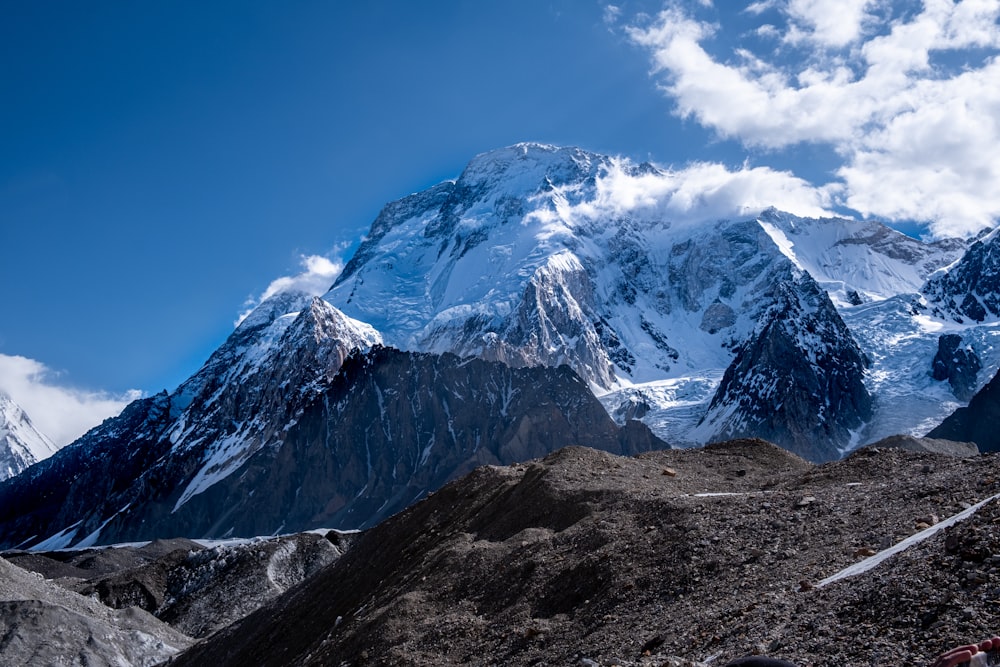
[931, 333, 982, 400]
[928, 367, 1000, 452]
[165, 347, 663, 536]
[700, 275, 872, 462]
[0, 391, 177, 550]
[924, 231, 1000, 323]
[167, 442, 1000, 667]
[0, 346, 664, 549]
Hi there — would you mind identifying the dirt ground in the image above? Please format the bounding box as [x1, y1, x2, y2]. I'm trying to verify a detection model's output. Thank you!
[168, 438, 1000, 666]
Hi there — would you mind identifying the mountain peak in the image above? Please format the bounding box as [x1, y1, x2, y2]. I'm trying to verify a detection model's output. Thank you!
[453, 143, 610, 207]
[0, 390, 58, 481]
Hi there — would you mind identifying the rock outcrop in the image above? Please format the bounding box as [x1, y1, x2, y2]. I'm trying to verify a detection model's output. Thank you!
[696, 273, 872, 462]
[931, 333, 982, 401]
[924, 228, 1000, 323]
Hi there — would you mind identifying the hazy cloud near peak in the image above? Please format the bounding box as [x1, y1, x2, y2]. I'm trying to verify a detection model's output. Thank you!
[236, 254, 345, 326]
[0, 354, 141, 447]
[625, 0, 1000, 238]
[528, 157, 838, 230]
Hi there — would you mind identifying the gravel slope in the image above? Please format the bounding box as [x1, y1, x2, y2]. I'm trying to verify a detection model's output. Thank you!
[167, 439, 1000, 666]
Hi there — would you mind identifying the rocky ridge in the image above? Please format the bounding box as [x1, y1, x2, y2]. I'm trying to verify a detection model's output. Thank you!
[0, 553, 192, 666]
[694, 267, 872, 461]
[0, 343, 663, 549]
[924, 228, 1000, 323]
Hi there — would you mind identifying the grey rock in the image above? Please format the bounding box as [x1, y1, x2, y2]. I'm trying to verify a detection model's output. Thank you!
[167, 441, 1000, 667]
[0, 557, 191, 666]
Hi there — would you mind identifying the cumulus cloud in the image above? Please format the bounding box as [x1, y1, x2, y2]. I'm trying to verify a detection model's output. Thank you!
[0, 354, 141, 447]
[626, 0, 1000, 237]
[236, 254, 344, 326]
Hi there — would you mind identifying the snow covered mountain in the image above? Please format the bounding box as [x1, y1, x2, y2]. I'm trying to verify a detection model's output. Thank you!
[0, 293, 380, 548]
[3, 141, 998, 549]
[0, 390, 57, 481]
[324, 143, 987, 459]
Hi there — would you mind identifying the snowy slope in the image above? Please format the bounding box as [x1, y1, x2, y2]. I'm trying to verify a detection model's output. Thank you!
[756, 208, 965, 307]
[0, 390, 57, 480]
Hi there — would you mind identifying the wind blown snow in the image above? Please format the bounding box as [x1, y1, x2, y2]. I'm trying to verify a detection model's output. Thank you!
[237, 254, 344, 326]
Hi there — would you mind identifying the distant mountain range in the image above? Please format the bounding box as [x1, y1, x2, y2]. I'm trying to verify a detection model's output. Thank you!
[2, 142, 999, 549]
[0, 390, 57, 481]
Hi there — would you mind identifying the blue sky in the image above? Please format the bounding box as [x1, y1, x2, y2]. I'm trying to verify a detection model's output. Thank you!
[2, 1, 999, 444]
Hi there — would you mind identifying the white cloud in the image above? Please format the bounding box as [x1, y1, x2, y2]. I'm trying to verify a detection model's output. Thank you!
[746, 1, 779, 15]
[603, 3, 621, 26]
[783, 0, 878, 47]
[0, 354, 141, 447]
[538, 158, 837, 228]
[626, 0, 1000, 237]
[236, 254, 344, 326]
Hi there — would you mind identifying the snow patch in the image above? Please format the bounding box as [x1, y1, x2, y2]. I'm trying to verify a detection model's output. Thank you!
[817, 492, 1000, 588]
[30, 521, 82, 551]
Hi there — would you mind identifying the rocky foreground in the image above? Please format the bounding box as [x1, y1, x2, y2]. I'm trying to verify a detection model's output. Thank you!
[3, 438, 1000, 666]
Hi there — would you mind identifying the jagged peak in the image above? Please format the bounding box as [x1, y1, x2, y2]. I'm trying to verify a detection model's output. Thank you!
[294, 297, 382, 348]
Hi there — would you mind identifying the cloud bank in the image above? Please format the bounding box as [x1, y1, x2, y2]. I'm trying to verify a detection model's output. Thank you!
[236, 254, 344, 326]
[0, 354, 141, 447]
[623, 0, 1000, 238]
